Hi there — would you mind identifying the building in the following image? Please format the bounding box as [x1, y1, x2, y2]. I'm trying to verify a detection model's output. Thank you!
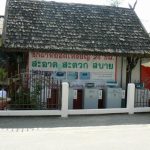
[1, 0, 150, 110]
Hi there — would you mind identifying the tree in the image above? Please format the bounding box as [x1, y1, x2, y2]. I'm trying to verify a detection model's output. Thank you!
[128, 0, 138, 10]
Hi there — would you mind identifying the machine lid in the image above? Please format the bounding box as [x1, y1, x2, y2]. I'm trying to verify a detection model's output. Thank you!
[106, 81, 118, 87]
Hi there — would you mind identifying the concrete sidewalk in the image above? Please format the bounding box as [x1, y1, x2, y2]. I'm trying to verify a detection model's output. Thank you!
[0, 113, 150, 128]
[0, 113, 150, 150]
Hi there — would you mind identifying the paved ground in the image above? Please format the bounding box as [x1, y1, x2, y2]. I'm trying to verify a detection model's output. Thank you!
[0, 113, 150, 150]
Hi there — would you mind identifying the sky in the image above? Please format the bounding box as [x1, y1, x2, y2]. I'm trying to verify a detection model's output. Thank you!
[0, 0, 150, 32]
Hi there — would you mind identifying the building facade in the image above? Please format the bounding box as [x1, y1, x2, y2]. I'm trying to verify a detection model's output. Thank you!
[1, 0, 150, 110]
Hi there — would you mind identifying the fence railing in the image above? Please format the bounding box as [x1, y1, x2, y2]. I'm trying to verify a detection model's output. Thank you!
[0, 72, 62, 110]
[135, 88, 150, 107]
[1, 82, 150, 117]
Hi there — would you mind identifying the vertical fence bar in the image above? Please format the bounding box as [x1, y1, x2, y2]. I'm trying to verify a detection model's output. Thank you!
[47, 74, 51, 109]
[56, 80, 58, 109]
[58, 80, 62, 110]
[52, 77, 54, 109]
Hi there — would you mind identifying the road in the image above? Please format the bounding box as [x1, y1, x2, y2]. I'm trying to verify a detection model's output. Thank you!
[0, 114, 150, 150]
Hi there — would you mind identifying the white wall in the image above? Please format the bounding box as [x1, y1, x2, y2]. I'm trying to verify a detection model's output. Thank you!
[141, 58, 150, 65]
[116, 57, 127, 89]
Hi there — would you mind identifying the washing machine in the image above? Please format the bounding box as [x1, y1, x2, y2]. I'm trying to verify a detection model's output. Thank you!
[84, 83, 99, 109]
[68, 84, 83, 109]
[104, 86, 122, 108]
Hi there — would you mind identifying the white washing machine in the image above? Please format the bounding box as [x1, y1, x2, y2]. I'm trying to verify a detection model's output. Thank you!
[68, 83, 84, 109]
[84, 83, 99, 109]
[104, 87, 122, 108]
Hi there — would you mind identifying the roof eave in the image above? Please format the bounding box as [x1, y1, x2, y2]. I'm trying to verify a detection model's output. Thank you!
[1, 46, 150, 58]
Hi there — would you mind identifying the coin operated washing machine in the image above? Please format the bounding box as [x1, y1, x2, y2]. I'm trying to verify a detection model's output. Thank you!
[68, 83, 84, 109]
[84, 83, 103, 109]
[104, 81, 122, 108]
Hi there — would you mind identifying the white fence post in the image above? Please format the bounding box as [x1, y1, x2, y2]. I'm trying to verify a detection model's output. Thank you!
[127, 83, 135, 114]
[61, 82, 69, 117]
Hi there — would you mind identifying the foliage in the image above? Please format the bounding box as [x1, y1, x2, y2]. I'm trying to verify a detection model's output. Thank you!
[30, 80, 42, 109]
[0, 67, 7, 81]
[12, 87, 31, 109]
[107, 0, 124, 7]
[10, 76, 42, 110]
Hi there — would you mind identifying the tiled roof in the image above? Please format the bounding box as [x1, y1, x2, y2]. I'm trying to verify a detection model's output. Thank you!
[3, 0, 150, 55]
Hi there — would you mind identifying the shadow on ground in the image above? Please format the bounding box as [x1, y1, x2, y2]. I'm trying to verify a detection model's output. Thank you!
[0, 113, 150, 129]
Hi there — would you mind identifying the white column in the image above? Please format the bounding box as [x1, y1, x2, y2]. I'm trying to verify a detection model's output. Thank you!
[127, 83, 135, 114]
[61, 82, 69, 117]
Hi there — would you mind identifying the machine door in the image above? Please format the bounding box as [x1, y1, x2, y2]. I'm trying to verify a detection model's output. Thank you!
[73, 89, 83, 109]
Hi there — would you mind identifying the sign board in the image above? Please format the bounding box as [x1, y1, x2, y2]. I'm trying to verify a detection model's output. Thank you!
[73, 90, 77, 99]
[29, 52, 116, 81]
[122, 90, 125, 99]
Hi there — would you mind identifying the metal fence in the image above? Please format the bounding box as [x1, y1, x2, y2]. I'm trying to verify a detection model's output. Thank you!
[0, 72, 62, 110]
[135, 88, 150, 107]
